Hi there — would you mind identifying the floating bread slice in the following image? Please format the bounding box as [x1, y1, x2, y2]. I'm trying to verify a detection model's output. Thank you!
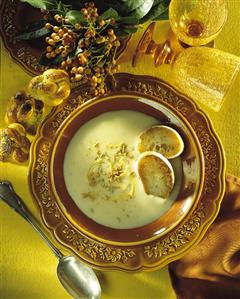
[137, 151, 175, 199]
[138, 125, 184, 159]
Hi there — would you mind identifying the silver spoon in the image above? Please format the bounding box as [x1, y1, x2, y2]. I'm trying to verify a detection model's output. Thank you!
[0, 181, 101, 299]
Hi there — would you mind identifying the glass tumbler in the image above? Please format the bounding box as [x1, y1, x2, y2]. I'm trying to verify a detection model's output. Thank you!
[173, 47, 240, 111]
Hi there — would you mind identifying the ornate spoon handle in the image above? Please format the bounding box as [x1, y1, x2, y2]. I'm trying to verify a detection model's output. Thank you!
[0, 181, 30, 219]
[0, 181, 63, 259]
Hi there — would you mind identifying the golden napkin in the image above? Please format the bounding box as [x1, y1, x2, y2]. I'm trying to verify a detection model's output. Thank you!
[168, 174, 240, 299]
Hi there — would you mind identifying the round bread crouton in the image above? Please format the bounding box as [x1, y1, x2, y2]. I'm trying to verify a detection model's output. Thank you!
[137, 151, 175, 199]
[138, 125, 184, 159]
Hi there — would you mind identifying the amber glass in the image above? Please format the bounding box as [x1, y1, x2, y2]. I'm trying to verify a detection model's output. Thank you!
[173, 47, 240, 111]
[169, 0, 227, 46]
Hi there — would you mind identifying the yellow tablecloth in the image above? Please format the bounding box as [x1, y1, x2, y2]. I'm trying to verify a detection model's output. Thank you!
[0, 1, 240, 298]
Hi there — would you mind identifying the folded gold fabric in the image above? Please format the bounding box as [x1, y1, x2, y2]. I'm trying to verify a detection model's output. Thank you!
[168, 174, 240, 299]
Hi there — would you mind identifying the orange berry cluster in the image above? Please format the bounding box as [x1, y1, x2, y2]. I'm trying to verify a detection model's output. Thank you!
[43, 2, 121, 96]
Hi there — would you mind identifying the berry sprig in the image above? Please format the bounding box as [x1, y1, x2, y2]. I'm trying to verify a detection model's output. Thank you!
[42, 2, 121, 96]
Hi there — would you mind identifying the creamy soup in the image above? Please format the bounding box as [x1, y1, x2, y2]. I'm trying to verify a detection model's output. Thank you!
[64, 110, 182, 229]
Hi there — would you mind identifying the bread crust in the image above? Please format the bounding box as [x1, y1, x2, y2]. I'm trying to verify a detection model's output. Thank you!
[137, 151, 175, 198]
[138, 125, 184, 159]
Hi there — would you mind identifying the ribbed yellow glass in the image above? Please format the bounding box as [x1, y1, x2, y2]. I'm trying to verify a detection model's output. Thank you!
[173, 47, 240, 111]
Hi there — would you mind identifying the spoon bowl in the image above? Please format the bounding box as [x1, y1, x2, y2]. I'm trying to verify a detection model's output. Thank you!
[57, 256, 101, 299]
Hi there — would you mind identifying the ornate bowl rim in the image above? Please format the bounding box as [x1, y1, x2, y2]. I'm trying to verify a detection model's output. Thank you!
[28, 73, 226, 272]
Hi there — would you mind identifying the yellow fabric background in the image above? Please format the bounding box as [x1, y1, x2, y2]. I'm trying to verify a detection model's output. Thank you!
[0, 1, 239, 298]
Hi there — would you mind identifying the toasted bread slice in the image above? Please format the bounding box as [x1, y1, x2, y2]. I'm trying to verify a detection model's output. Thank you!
[137, 151, 175, 198]
[138, 125, 184, 159]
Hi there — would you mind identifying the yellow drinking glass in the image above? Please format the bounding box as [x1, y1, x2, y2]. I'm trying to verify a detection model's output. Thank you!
[169, 0, 227, 46]
[172, 47, 240, 111]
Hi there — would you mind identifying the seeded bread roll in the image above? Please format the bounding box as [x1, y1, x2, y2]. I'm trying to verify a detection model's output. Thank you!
[137, 151, 175, 198]
[138, 125, 184, 159]
[28, 69, 70, 107]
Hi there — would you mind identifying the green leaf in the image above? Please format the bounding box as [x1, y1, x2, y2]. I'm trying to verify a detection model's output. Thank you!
[66, 47, 82, 61]
[68, 51, 76, 60]
[91, 44, 105, 54]
[49, 9, 66, 17]
[61, 0, 83, 10]
[130, 0, 154, 19]
[74, 47, 83, 56]
[114, 28, 127, 37]
[119, 0, 146, 12]
[153, 8, 169, 20]
[20, 0, 57, 10]
[57, 1, 71, 12]
[16, 27, 49, 40]
[66, 10, 85, 24]
[99, 8, 119, 20]
[122, 26, 138, 34]
[53, 54, 63, 64]
[48, 2, 72, 16]
[39, 52, 52, 66]
[21, 19, 46, 32]
[140, 0, 169, 23]
[39, 52, 62, 66]
[118, 16, 139, 25]
[94, 0, 122, 14]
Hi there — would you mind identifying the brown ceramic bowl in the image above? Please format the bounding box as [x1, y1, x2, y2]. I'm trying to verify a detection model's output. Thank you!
[48, 94, 204, 245]
[29, 74, 225, 271]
